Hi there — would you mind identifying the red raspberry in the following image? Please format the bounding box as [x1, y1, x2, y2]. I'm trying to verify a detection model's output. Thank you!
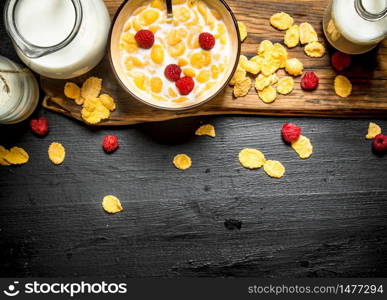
[300, 72, 319, 91]
[281, 123, 301, 143]
[103, 136, 119, 153]
[164, 64, 182, 82]
[199, 32, 216, 50]
[134, 30, 154, 49]
[30, 116, 49, 136]
[372, 134, 387, 154]
[331, 51, 351, 72]
[175, 76, 195, 96]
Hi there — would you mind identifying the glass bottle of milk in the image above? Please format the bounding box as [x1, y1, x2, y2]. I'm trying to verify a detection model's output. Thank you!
[4, 0, 111, 79]
[323, 0, 387, 54]
[0, 56, 39, 124]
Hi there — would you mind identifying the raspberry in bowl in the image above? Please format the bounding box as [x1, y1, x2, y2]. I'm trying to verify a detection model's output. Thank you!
[110, 0, 240, 110]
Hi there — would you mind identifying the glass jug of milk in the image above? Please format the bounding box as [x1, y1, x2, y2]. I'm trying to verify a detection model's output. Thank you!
[4, 0, 111, 79]
[323, 0, 387, 54]
[0, 56, 39, 124]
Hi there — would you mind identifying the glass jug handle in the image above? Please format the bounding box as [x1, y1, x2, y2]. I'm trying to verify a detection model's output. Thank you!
[3, 0, 83, 59]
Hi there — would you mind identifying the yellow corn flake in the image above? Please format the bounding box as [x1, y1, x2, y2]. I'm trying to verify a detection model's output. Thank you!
[121, 32, 138, 53]
[150, 77, 163, 93]
[284, 25, 299, 48]
[81, 98, 110, 124]
[64, 82, 81, 99]
[238, 148, 266, 169]
[258, 86, 277, 103]
[99, 94, 116, 111]
[48, 142, 66, 165]
[233, 77, 251, 98]
[304, 41, 325, 58]
[270, 12, 294, 30]
[238, 55, 248, 67]
[173, 154, 192, 170]
[366, 122, 382, 139]
[240, 59, 261, 75]
[255, 74, 277, 91]
[263, 160, 285, 178]
[3, 146, 29, 165]
[261, 58, 279, 76]
[195, 124, 216, 138]
[229, 67, 246, 86]
[334, 75, 352, 98]
[258, 40, 273, 57]
[238, 21, 247, 42]
[291, 135, 313, 159]
[299, 22, 318, 45]
[277, 76, 294, 95]
[0, 146, 11, 166]
[285, 58, 303, 76]
[81, 77, 102, 100]
[269, 43, 288, 68]
[250, 55, 264, 66]
[102, 195, 123, 214]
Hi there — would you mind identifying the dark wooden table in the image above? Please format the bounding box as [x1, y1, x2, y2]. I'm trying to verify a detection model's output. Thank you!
[1, 3, 386, 278]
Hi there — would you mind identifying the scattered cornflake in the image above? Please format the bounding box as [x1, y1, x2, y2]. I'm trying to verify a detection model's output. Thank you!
[48, 142, 66, 165]
[284, 25, 299, 48]
[277, 76, 294, 95]
[238, 21, 247, 42]
[264, 160, 285, 178]
[261, 58, 279, 76]
[241, 59, 261, 75]
[229, 67, 246, 86]
[81, 98, 110, 124]
[291, 135, 313, 159]
[258, 86, 277, 103]
[299, 22, 318, 45]
[233, 77, 251, 97]
[258, 40, 274, 57]
[64, 82, 82, 104]
[173, 154, 192, 170]
[270, 43, 288, 68]
[195, 124, 216, 138]
[304, 41, 325, 58]
[270, 12, 294, 30]
[285, 58, 303, 76]
[334, 75, 352, 98]
[99, 94, 116, 111]
[81, 77, 102, 100]
[4, 147, 29, 165]
[102, 195, 123, 214]
[366, 122, 382, 140]
[255, 74, 277, 91]
[238, 148, 266, 169]
[0, 146, 11, 166]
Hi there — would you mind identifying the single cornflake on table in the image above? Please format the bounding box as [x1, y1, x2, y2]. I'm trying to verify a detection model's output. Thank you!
[264, 160, 286, 179]
[291, 135, 313, 159]
[238, 148, 266, 169]
[334, 75, 352, 98]
[173, 154, 192, 170]
[48, 142, 66, 165]
[366, 122, 382, 140]
[102, 195, 123, 214]
[195, 124, 216, 138]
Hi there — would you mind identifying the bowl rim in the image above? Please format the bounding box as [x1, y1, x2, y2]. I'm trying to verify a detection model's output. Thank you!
[108, 0, 241, 112]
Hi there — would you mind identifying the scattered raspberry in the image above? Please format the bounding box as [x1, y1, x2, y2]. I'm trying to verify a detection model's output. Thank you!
[300, 72, 319, 91]
[199, 32, 216, 50]
[175, 76, 195, 95]
[331, 51, 351, 72]
[30, 116, 49, 136]
[281, 123, 301, 143]
[372, 134, 387, 154]
[103, 136, 119, 153]
[164, 64, 182, 82]
[134, 30, 154, 49]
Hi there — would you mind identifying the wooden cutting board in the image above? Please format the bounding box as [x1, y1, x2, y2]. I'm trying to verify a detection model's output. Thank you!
[41, 0, 387, 125]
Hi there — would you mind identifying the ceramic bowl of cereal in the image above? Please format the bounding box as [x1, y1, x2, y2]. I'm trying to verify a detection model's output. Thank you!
[110, 0, 240, 110]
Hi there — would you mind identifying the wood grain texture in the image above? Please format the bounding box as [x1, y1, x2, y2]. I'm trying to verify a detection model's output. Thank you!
[41, 0, 387, 126]
[1, 0, 387, 279]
